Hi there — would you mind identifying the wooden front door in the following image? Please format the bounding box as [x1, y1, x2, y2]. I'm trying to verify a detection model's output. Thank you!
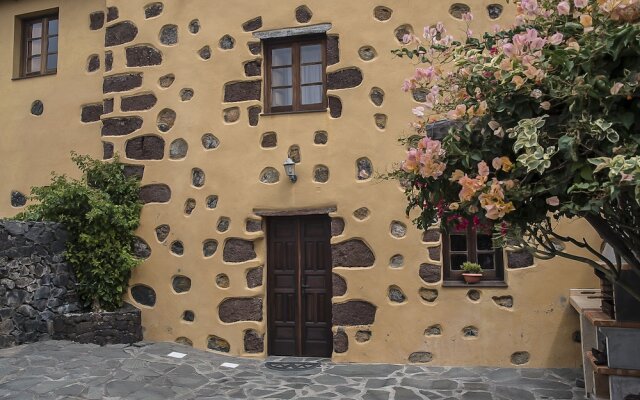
[267, 215, 332, 357]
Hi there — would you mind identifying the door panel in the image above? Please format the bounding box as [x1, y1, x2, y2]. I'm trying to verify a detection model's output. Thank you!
[267, 215, 332, 357]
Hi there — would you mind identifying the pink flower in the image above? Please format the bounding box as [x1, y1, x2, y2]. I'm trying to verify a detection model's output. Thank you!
[540, 101, 551, 110]
[521, 0, 539, 15]
[502, 43, 515, 58]
[546, 196, 560, 206]
[574, 0, 588, 9]
[610, 82, 624, 95]
[478, 161, 490, 177]
[401, 79, 413, 92]
[557, 1, 571, 14]
[492, 157, 503, 170]
[549, 32, 564, 45]
[446, 104, 467, 120]
[402, 33, 413, 44]
[462, 12, 474, 21]
[412, 106, 425, 117]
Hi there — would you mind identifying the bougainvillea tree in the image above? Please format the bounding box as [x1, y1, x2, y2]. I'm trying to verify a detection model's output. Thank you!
[390, 0, 640, 296]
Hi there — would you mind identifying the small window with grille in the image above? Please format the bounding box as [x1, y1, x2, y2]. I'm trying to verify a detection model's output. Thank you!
[443, 226, 504, 281]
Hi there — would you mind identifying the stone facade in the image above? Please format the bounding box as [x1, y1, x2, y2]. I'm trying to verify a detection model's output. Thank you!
[0, 221, 78, 348]
[0, 0, 599, 366]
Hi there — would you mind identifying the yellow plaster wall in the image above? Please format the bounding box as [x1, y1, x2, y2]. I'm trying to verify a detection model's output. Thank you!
[0, 0, 103, 214]
[0, 0, 599, 367]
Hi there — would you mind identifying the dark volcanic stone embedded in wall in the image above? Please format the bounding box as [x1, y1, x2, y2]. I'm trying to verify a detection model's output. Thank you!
[242, 16, 263, 32]
[422, 229, 441, 242]
[10, 191, 27, 207]
[450, 3, 471, 19]
[160, 25, 178, 46]
[159, 74, 175, 88]
[331, 217, 344, 236]
[106, 6, 119, 22]
[87, 54, 100, 72]
[172, 276, 191, 293]
[103, 98, 114, 114]
[390, 254, 404, 268]
[374, 6, 393, 21]
[218, 297, 263, 322]
[332, 301, 376, 325]
[125, 135, 164, 160]
[375, 113, 388, 129]
[176, 336, 193, 346]
[157, 108, 176, 132]
[245, 219, 262, 232]
[246, 266, 263, 288]
[314, 130, 328, 144]
[180, 88, 194, 101]
[81, 103, 103, 123]
[295, 5, 313, 23]
[155, 224, 170, 242]
[223, 107, 240, 123]
[184, 198, 196, 215]
[102, 117, 143, 136]
[198, 45, 212, 60]
[356, 330, 371, 342]
[224, 81, 261, 102]
[353, 207, 370, 220]
[104, 51, 113, 71]
[388, 285, 406, 303]
[420, 288, 439, 302]
[103, 73, 143, 93]
[313, 165, 329, 183]
[31, 100, 43, 116]
[370, 87, 384, 106]
[394, 24, 413, 43]
[248, 41, 261, 55]
[328, 96, 342, 118]
[139, 184, 171, 203]
[121, 93, 157, 111]
[428, 246, 441, 261]
[327, 35, 339, 65]
[219, 35, 235, 50]
[130, 284, 156, 307]
[123, 164, 144, 179]
[260, 168, 279, 183]
[468, 289, 481, 301]
[217, 217, 230, 232]
[170, 241, 184, 255]
[356, 157, 372, 180]
[244, 60, 261, 77]
[90, 11, 105, 30]
[202, 134, 220, 149]
[223, 239, 256, 263]
[248, 105, 261, 126]
[133, 236, 151, 259]
[216, 274, 229, 288]
[409, 352, 433, 363]
[207, 335, 230, 352]
[169, 138, 188, 159]
[327, 68, 363, 90]
[244, 329, 264, 353]
[203, 240, 218, 257]
[508, 249, 534, 268]
[419, 263, 441, 283]
[333, 273, 347, 296]
[103, 142, 114, 159]
[488, 4, 504, 19]
[105, 21, 138, 47]
[145, 2, 164, 18]
[182, 310, 195, 321]
[333, 328, 348, 353]
[192, 168, 205, 187]
[288, 145, 301, 163]
[261, 132, 277, 148]
[493, 295, 514, 308]
[358, 46, 377, 61]
[189, 19, 200, 34]
[511, 351, 530, 365]
[425, 324, 442, 336]
[332, 239, 375, 267]
[126, 45, 162, 67]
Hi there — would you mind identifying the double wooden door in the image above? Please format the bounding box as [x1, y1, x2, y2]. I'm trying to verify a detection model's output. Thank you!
[267, 215, 332, 357]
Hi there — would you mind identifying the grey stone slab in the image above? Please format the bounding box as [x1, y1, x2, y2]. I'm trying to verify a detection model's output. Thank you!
[394, 387, 424, 400]
[53, 383, 86, 396]
[401, 377, 459, 390]
[534, 388, 574, 399]
[461, 391, 493, 400]
[104, 380, 146, 396]
[362, 389, 391, 400]
[495, 386, 535, 400]
[326, 364, 402, 377]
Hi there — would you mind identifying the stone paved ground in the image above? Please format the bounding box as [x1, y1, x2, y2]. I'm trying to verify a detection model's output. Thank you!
[0, 341, 586, 399]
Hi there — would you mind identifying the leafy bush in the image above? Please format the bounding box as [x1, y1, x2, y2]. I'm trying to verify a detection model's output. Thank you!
[389, 0, 640, 298]
[461, 262, 483, 274]
[17, 153, 142, 311]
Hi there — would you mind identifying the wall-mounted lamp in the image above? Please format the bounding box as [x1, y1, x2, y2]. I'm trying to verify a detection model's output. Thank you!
[283, 158, 297, 183]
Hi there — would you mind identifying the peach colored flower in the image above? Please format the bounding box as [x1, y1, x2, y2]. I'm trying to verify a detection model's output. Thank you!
[478, 161, 490, 177]
[610, 82, 624, 95]
[447, 104, 467, 120]
[500, 157, 514, 172]
[449, 202, 460, 210]
[450, 169, 465, 182]
[540, 101, 551, 110]
[512, 75, 525, 89]
[492, 157, 503, 170]
[579, 14, 593, 27]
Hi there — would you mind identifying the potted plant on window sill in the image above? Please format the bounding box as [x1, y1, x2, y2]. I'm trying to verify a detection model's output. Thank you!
[461, 262, 483, 284]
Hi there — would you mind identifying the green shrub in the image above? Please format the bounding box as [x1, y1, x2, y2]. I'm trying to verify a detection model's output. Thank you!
[461, 262, 483, 274]
[17, 153, 142, 312]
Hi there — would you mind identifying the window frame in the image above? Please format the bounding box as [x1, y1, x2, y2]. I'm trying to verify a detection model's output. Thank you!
[263, 34, 327, 114]
[442, 225, 505, 282]
[20, 12, 59, 78]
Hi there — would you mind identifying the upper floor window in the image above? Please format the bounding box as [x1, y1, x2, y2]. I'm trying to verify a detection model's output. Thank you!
[264, 36, 326, 114]
[21, 13, 58, 77]
[442, 226, 505, 282]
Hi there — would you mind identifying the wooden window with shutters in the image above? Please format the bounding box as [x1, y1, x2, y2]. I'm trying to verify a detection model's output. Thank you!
[20, 13, 59, 77]
[263, 35, 327, 114]
[443, 226, 505, 282]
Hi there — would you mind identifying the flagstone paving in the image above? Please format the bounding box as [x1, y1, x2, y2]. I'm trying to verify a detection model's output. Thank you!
[0, 340, 586, 399]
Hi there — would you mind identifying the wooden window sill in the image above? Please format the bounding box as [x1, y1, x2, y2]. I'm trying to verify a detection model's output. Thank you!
[261, 108, 328, 116]
[12, 71, 57, 81]
[442, 281, 508, 288]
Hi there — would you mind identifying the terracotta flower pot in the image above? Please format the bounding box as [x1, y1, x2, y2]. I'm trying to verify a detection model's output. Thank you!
[462, 273, 482, 284]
